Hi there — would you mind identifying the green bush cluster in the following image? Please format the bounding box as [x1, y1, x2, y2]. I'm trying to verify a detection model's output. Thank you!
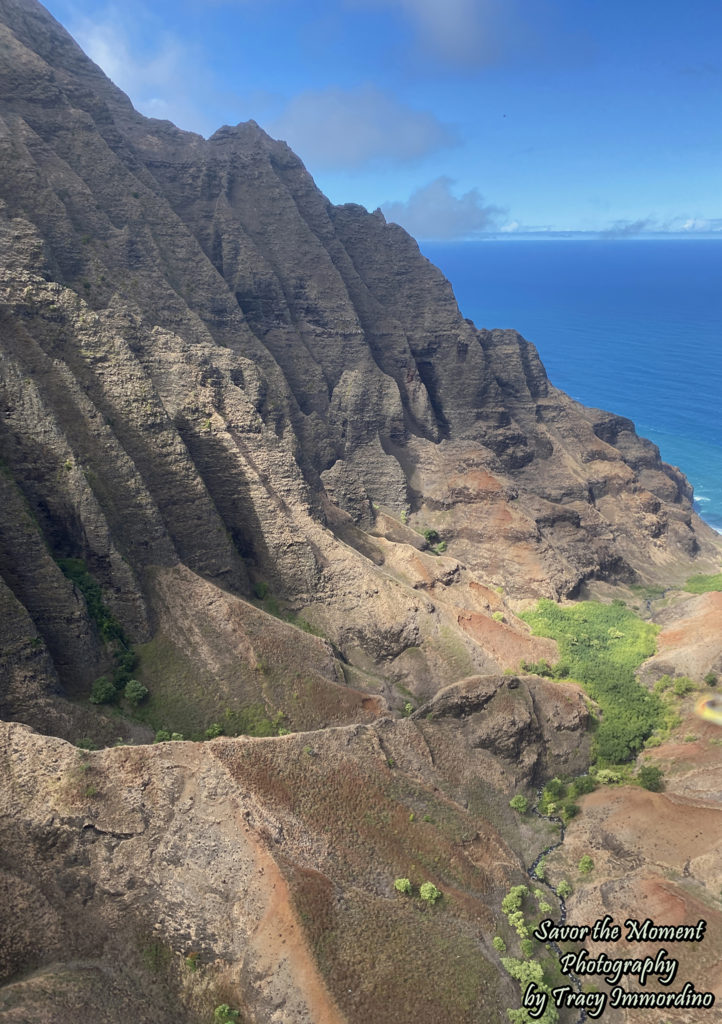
[638, 764, 664, 791]
[501, 885, 529, 938]
[684, 573, 722, 594]
[538, 774, 594, 822]
[578, 855, 594, 875]
[518, 658, 570, 679]
[419, 882, 442, 904]
[520, 600, 661, 762]
[393, 877, 441, 903]
[509, 794, 528, 814]
[501, 958, 558, 1024]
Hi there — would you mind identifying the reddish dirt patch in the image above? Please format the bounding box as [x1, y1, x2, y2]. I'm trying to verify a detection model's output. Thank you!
[548, 782, 722, 1022]
[654, 591, 722, 677]
[445, 467, 504, 496]
[457, 611, 557, 669]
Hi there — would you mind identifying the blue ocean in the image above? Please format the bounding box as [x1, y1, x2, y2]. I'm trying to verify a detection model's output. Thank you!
[421, 240, 722, 534]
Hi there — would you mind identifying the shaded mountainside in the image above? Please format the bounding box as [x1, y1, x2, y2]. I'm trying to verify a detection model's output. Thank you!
[2, 2, 722, 1023]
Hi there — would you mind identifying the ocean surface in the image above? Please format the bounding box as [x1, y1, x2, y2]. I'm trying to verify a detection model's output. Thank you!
[420, 240, 722, 534]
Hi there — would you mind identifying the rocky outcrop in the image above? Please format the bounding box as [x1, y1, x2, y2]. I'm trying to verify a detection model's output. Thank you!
[0, 676, 588, 1023]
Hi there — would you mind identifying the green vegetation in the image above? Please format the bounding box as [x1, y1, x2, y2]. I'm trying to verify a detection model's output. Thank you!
[57, 557, 144, 710]
[704, 672, 718, 687]
[419, 881, 442, 904]
[214, 1006, 240, 1024]
[394, 877, 412, 895]
[518, 658, 569, 679]
[501, 958, 558, 1024]
[141, 940, 172, 973]
[520, 599, 661, 762]
[684, 573, 722, 594]
[492, 611, 505, 623]
[629, 583, 666, 601]
[578, 855, 594, 875]
[492, 936, 507, 953]
[556, 879, 572, 898]
[638, 764, 664, 791]
[509, 794, 528, 814]
[89, 676, 116, 704]
[537, 774, 595, 823]
[57, 557, 125, 645]
[124, 679, 149, 706]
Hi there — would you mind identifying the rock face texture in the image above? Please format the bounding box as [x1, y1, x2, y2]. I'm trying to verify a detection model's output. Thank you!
[0, 0, 719, 738]
[1, 2, 722, 1022]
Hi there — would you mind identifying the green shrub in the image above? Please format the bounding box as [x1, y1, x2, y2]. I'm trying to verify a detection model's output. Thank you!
[124, 679, 149, 706]
[638, 764, 664, 791]
[556, 879, 572, 898]
[704, 672, 718, 687]
[75, 737, 97, 750]
[394, 877, 412, 895]
[501, 958, 558, 1024]
[684, 573, 722, 594]
[492, 611, 505, 622]
[90, 676, 116, 704]
[419, 881, 442, 904]
[570, 774, 596, 796]
[501, 885, 528, 915]
[578, 855, 594, 875]
[509, 794, 528, 814]
[154, 730, 171, 742]
[520, 938, 534, 958]
[423, 528, 440, 545]
[253, 581, 269, 600]
[520, 599, 661, 762]
[492, 935, 506, 953]
[672, 676, 696, 696]
[205, 722, 223, 739]
[214, 1006, 240, 1024]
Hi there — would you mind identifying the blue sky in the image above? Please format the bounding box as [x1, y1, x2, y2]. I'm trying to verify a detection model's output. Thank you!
[42, 0, 722, 239]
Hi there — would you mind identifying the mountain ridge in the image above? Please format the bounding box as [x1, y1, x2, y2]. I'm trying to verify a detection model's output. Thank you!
[1, 4, 722, 1022]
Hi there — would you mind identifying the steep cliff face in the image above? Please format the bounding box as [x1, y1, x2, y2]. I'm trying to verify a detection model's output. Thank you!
[1, 0, 718, 740]
[3, 3, 722, 1023]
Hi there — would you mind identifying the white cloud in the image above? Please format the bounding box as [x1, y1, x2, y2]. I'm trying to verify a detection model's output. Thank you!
[381, 177, 504, 239]
[599, 217, 655, 238]
[268, 86, 456, 168]
[349, 0, 516, 67]
[69, 7, 215, 135]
